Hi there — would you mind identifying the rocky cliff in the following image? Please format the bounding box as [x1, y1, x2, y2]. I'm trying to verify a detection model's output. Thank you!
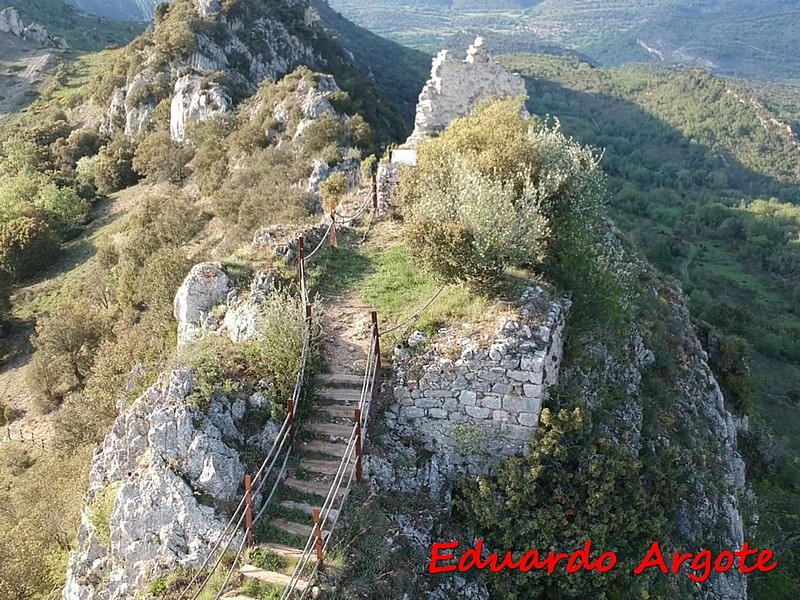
[0, 6, 68, 48]
[63, 266, 282, 599]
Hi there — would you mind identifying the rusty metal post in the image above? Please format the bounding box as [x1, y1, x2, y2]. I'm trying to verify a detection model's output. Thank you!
[371, 173, 378, 210]
[288, 397, 295, 441]
[297, 236, 305, 283]
[305, 303, 312, 322]
[371, 311, 381, 404]
[329, 213, 337, 248]
[312, 508, 324, 564]
[354, 409, 363, 482]
[244, 474, 253, 547]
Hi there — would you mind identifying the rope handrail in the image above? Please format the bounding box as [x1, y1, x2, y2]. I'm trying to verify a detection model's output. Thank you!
[281, 332, 380, 598]
[304, 222, 333, 263]
[378, 285, 446, 336]
[185, 235, 316, 600]
[332, 194, 371, 224]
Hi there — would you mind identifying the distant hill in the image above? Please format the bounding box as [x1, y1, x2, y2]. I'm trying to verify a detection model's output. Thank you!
[64, 0, 158, 21]
[327, 0, 800, 80]
[0, 0, 145, 50]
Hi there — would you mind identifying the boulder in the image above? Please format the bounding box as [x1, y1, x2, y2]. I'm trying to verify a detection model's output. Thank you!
[173, 263, 231, 348]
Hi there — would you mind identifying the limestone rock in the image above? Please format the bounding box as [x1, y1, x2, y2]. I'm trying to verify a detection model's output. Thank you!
[173, 263, 231, 348]
[62, 369, 276, 599]
[306, 158, 360, 212]
[407, 37, 528, 144]
[170, 75, 233, 141]
[0, 7, 23, 36]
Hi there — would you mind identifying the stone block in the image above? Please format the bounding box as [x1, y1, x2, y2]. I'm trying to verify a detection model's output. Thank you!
[399, 396, 415, 407]
[523, 383, 543, 398]
[501, 358, 520, 369]
[492, 382, 512, 394]
[443, 398, 459, 411]
[428, 408, 448, 419]
[400, 407, 425, 419]
[459, 390, 477, 406]
[416, 398, 439, 409]
[517, 412, 539, 427]
[480, 394, 502, 410]
[508, 370, 530, 382]
[465, 405, 491, 419]
[493, 409, 510, 422]
[502, 394, 536, 413]
[393, 386, 410, 399]
[411, 389, 423, 399]
[426, 389, 455, 398]
[503, 424, 533, 441]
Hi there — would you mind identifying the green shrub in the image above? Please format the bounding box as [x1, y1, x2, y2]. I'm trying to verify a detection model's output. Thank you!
[0, 217, 60, 281]
[33, 183, 90, 236]
[319, 172, 348, 213]
[26, 300, 111, 413]
[93, 137, 138, 195]
[133, 131, 194, 184]
[398, 99, 605, 287]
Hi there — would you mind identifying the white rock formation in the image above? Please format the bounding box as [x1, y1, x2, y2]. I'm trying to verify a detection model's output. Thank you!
[62, 371, 249, 600]
[170, 75, 233, 141]
[0, 6, 68, 48]
[173, 263, 231, 348]
[0, 7, 23, 36]
[407, 36, 528, 144]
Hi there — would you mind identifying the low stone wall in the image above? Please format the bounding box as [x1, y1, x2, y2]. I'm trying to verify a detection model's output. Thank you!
[376, 161, 401, 209]
[385, 287, 570, 477]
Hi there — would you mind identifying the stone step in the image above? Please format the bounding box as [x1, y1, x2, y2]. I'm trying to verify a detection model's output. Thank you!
[300, 458, 346, 476]
[284, 476, 344, 499]
[258, 541, 305, 560]
[280, 500, 340, 523]
[319, 403, 359, 419]
[307, 421, 354, 440]
[299, 439, 347, 457]
[270, 518, 315, 538]
[239, 565, 309, 592]
[318, 387, 363, 404]
[317, 373, 364, 388]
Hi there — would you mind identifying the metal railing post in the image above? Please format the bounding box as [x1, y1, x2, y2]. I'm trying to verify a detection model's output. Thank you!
[312, 508, 324, 565]
[354, 409, 363, 482]
[297, 236, 305, 282]
[329, 213, 337, 248]
[244, 474, 253, 547]
[371, 311, 381, 404]
[371, 173, 378, 210]
[287, 397, 295, 442]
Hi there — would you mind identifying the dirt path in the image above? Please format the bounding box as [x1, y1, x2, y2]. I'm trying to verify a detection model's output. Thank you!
[0, 32, 54, 119]
[321, 294, 374, 375]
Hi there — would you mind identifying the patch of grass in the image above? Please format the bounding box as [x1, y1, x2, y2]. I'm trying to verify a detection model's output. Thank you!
[88, 482, 120, 549]
[246, 547, 289, 572]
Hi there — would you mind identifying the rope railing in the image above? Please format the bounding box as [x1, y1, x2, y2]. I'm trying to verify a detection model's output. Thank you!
[332, 193, 372, 225]
[378, 285, 446, 336]
[281, 325, 381, 599]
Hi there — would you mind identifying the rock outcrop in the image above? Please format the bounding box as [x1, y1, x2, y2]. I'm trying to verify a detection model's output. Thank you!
[173, 263, 231, 349]
[170, 75, 233, 141]
[0, 7, 69, 48]
[64, 266, 287, 599]
[406, 36, 527, 144]
[63, 371, 251, 600]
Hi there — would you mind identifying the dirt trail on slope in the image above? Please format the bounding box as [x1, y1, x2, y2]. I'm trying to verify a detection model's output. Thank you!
[321, 295, 374, 376]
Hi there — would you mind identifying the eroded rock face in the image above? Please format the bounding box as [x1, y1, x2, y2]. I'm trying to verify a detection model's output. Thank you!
[173, 263, 231, 349]
[0, 7, 23, 36]
[62, 371, 249, 600]
[170, 75, 233, 141]
[407, 36, 528, 144]
[0, 6, 68, 48]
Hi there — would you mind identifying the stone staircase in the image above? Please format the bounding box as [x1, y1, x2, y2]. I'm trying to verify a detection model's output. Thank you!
[225, 305, 372, 598]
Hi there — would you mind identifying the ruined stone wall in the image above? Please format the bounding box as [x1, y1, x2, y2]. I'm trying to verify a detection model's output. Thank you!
[406, 36, 528, 145]
[385, 287, 569, 477]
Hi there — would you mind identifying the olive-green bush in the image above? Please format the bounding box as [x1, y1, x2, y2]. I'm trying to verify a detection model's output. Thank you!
[0, 217, 60, 281]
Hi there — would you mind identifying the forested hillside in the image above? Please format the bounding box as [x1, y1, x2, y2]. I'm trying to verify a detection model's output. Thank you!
[328, 0, 800, 80]
[500, 54, 800, 597]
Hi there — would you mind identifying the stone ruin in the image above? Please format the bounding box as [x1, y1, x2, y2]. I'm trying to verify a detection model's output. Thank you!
[377, 36, 528, 207]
